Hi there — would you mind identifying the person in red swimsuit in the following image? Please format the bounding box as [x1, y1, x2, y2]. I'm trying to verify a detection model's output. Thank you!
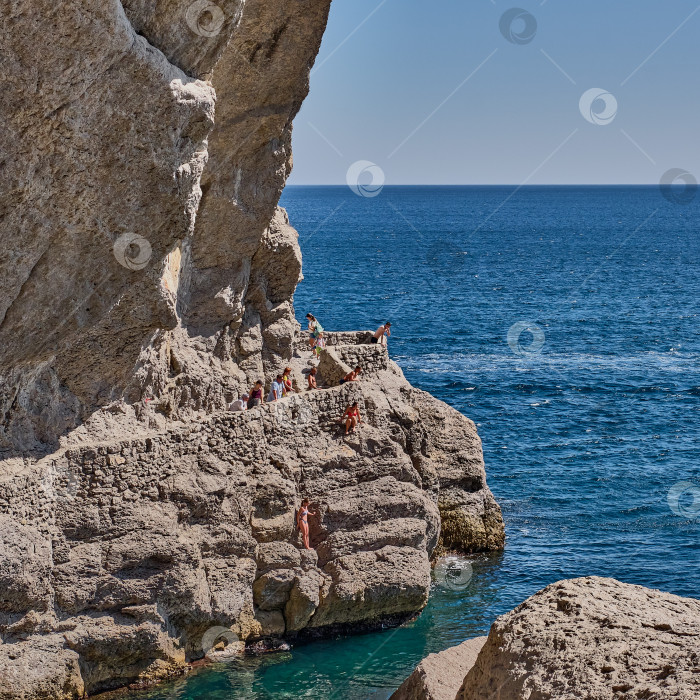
[340, 401, 363, 435]
[297, 498, 317, 550]
[282, 367, 293, 395]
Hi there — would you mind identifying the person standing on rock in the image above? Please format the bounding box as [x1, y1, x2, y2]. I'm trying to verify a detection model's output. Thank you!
[340, 366, 362, 384]
[313, 331, 325, 357]
[371, 321, 391, 345]
[340, 401, 363, 435]
[248, 381, 264, 408]
[297, 498, 317, 550]
[307, 367, 318, 390]
[306, 313, 324, 349]
[268, 374, 285, 402]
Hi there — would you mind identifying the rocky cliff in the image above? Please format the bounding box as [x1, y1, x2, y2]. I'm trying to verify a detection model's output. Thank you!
[0, 0, 329, 454]
[392, 577, 700, 700]
[0, 2, 504, 697]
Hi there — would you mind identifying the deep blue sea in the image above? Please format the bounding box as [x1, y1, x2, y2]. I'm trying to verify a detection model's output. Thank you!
[126, 186, 700, 699]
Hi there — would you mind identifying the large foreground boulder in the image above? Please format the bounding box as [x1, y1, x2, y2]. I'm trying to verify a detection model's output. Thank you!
[395, 577, 700, 700]
[391, 637, 487, 700]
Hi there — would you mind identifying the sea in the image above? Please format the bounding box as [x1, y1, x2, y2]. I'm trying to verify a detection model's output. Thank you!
[124, 185, 700, 699]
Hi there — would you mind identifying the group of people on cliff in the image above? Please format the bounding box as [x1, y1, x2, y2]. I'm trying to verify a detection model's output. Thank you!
[229, 315, 390, 417]
[230, 364, 364, 412]
[229, 366, 295, 411]
[228, 313, 386, 449]
[306, 314, 391, 350]
[230, 314, 388, 551]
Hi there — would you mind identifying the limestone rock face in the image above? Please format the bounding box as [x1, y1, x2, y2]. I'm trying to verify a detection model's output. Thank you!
[0, 0, 330, 455]
[1, 1, 215, 445]
[390, 637, 487, 700]
[0, 635, 84, 700]
[0, 1, 505, 697]
[397, 578, 700, 700]
[0, 344, 503, 697]
[458, 577, 700, 700]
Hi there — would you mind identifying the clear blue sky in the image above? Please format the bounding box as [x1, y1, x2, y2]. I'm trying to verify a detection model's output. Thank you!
[287, 0, 700, 185]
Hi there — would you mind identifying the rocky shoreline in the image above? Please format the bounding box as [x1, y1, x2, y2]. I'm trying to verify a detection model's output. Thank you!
[0, 336, 504, 698]
[0, 2, 505, 695]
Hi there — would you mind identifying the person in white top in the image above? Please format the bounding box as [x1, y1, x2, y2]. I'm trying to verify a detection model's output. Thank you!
[230, 394, 249, 411]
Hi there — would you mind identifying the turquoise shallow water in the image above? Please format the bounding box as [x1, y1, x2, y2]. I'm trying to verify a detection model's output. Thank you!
[124, 185, 700, 699]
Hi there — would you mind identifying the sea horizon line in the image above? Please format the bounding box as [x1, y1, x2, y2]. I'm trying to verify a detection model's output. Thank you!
[285, 183, 682, 188]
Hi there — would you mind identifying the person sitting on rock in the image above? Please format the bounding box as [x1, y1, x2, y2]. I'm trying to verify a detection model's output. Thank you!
[230, 394, 248, 412]
[340, 401, 363, 435]
[339, 366, 362, 384]
[297, 498, 317, 550]
[247, 381, 264, 408]
[282, 367, 293, 395]
[371, 321, 391, 345]
[307, 367, 318, 390]
[268, 374, 285, 402]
